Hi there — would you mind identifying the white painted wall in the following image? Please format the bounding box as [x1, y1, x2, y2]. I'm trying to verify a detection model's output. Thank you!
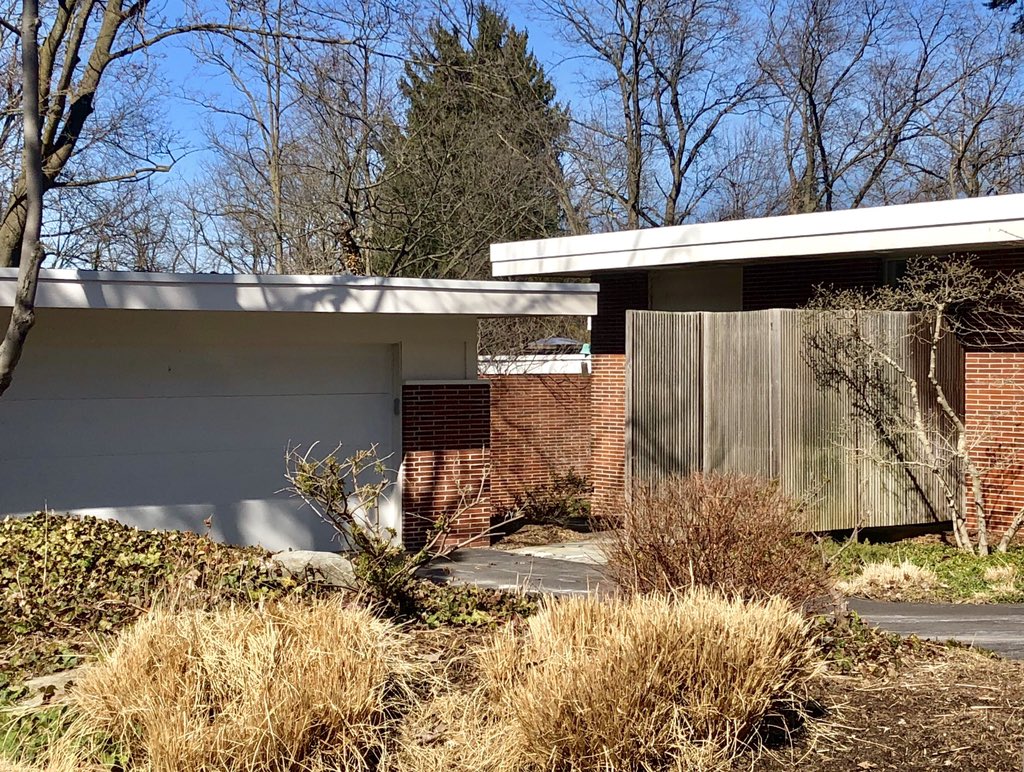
[0, 308, 477, 551]
[648, 265, 743, 311]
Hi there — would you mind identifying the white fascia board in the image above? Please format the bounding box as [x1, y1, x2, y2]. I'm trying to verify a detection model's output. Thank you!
[490, 194, 1024, 277]
[0, 269, 598, 316]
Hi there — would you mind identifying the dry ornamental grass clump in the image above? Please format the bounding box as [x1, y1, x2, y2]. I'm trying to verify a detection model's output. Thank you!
[983, 564, 1018, 595]
[52, 598, 414, 772]
[397, 590, 822, 772]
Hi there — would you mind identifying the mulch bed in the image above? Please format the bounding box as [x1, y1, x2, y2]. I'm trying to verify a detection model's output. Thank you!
[757, 651, 1024, 771]
[491, 523, 599, 550]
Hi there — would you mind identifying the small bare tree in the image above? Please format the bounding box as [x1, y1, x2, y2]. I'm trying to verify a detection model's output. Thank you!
[284, 443, 509, 611]
[0, 0, 358, 397]
[807, 256, 1024, 555]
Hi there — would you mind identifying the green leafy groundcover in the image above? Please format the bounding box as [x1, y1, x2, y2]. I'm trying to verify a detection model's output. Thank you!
[0, 512, 538, 692]
[0, 512, 302, 687]
[825, 537, 1024, 602]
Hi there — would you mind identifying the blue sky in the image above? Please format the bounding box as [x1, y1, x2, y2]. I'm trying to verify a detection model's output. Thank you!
[149, 0, 585, 184]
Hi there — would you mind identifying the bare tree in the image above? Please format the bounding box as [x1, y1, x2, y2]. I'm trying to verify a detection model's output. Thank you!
[47, 178, 192, 271]
[193, 0, 401, 275]
[0, 0, 43, 397]
[756, 0, 1019, 213]
[541, 0, 765, 230]
[807, 256, 1024, 555]
[900, 13, 1024, 200]
[0, 0, 355, 396]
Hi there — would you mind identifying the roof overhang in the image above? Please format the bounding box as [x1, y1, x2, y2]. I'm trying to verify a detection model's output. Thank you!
[490, 194, 1024, 277]
[0, 269, 597, 316]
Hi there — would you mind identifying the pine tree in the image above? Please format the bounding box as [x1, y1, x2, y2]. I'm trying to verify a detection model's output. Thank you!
[374, 5, 568, 279]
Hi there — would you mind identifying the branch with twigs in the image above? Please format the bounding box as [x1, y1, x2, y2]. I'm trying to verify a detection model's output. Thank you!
[283, 441, 503, 613]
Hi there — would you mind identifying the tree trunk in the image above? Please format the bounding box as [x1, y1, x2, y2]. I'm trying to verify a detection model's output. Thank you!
[0, 0, 45, 398]
[0, 189, 29, 268]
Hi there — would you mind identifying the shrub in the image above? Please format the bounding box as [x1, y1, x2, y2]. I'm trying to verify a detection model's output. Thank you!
[836, 560, 939, 600]
[396, 591, 821, 771]
[410, 582, 537, 628]
[604, 473, 833, 606]
[285, 444, 488, 615]
[60, 598, 414, 772]
[508, 470, 593, 528]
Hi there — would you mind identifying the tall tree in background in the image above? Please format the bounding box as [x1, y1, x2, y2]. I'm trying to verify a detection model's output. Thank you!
[192, 1, 401, 276]
[375, 4, 568, 279]
[544, 0, 764, 231]
[759, 0, 993, 213]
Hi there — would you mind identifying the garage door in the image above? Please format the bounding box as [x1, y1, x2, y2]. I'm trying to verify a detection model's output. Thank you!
[0, 315, 398, 551]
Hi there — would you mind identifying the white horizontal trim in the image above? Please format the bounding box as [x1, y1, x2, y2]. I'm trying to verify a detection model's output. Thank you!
[478, 353, 591, 375]
[0, 268, 597, 316]
[490, 194, 1024, 276]
[403, 379, 489, 386]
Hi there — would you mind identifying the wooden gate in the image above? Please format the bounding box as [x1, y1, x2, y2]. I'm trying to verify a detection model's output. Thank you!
[626, 309, 964, 530]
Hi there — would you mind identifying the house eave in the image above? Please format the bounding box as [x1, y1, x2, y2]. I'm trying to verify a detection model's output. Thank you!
[0, 268, 598, 316]
[490, 194, 1024, 277]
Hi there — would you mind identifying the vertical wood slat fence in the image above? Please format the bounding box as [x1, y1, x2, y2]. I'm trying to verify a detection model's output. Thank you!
[626, 309, 964, 531]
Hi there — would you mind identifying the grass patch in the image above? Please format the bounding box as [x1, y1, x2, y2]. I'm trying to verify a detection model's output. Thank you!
[826, 537, 1024, 602]
[835, 559, 939, 601]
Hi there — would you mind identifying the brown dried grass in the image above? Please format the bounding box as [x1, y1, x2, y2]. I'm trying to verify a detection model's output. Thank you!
[605, 474, 833, 607]
[51, 597, 414, 772]
[836, 560, 939, 600]
[396, 590, 822, 772]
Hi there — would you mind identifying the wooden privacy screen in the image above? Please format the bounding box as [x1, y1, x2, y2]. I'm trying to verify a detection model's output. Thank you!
[626, 309, 965, 531]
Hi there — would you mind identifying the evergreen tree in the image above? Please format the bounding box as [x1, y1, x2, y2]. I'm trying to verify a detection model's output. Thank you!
[373, 5, 568, 279]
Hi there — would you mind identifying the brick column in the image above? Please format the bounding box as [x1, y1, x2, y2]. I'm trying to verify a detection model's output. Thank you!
[401, 382, 491, 549]
[590, 272, 649, 518]
[965, 351, 1024, 539]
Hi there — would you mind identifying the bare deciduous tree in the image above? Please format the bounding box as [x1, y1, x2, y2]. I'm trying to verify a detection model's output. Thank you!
[807, 256, 1024, 555]
[0, 0, 355, 396]
[0, 0, 44, 398]
[193, 0, 401, 275]
[758, 0, 997, 213]
[544, 0, 765, 230]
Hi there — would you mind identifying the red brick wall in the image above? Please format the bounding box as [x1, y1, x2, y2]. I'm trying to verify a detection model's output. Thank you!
[401, 383, 490, 549]
[591, 354, 627, 517]
[487, 374, 591, 511]
[965, 351, 1024, 537]
[589, 272, 649, 517]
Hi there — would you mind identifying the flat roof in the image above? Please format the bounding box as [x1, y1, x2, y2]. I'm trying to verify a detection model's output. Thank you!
[490, 194, 1024, 277]
[0, 268, 597, 316]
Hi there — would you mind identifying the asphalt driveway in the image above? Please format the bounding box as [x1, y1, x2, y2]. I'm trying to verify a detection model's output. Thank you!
[848, 599, 1024, 659]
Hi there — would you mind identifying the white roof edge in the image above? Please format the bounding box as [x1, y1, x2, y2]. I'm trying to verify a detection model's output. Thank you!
[491, 194, 1024, 277]
[0, 268, 598, 316]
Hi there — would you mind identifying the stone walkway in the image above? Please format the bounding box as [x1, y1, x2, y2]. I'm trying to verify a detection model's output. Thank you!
[501, 537, 610, 565]
[418, 547, 613, 595]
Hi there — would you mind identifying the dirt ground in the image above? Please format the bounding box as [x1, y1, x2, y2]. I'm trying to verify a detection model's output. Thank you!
[758, 651, 1024, 771]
